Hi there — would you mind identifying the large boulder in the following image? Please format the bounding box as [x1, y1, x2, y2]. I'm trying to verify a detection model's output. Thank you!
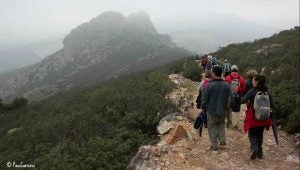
[166, 124, 188, 144]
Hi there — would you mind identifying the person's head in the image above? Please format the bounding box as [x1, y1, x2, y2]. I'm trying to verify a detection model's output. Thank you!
[246, 70, 258, 80]
[252, 75, 268, 91]
[231, 65, 238, 72]
[212, 66, 223, 78]
[224, 59, 228, 63]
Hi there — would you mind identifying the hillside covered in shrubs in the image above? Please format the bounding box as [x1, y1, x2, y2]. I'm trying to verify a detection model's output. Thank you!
[0, 58, 190, 169]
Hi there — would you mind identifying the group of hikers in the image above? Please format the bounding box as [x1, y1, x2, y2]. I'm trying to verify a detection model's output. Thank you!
[196, 55, 275, 160]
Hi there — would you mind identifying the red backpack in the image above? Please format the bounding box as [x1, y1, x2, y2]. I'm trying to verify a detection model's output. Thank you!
[202, 79, 210, 91]
[201, 58, 208, 65]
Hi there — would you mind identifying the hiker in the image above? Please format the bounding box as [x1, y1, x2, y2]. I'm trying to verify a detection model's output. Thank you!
[211, 56, 217, 67]
[206, 55, 213, 71]
[242, 75, 273, 160]
[199, 66, 231, 151]
[245, 70, 258, 93]
[221, 59, 231, 78]
[195, 70, 213, 127]
[201, 56, 208, 72]
[225, 65, 246, 129]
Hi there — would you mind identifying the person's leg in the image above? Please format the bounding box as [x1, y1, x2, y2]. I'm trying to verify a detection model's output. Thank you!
[257, 126, 265, 158]
[216, 114, 226, 145]
[226, 108, 232, 128]
[207, 113, 218, 150]
[248, 127, 259, 160]
[232, 111, 239, 128]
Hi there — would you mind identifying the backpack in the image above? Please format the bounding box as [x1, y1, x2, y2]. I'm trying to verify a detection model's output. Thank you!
[202, 79, 209, 91]
[230, 75, 241, 112]
[223, 63, 230, 73]
[201, 58, 207, 65]
[211, 57, 217, 65]
[196, 79, 210, 108]
[254, 91, 271, 121]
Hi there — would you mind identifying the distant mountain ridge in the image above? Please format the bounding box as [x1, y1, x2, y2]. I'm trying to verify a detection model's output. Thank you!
[0, 47, 41, 72]
[154, 14, 279, 53]
[0, 36, 63, 72]
[0, 11, 189, 102]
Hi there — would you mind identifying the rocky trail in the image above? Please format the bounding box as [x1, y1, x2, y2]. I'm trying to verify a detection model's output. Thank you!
[130, 71, 300, 170]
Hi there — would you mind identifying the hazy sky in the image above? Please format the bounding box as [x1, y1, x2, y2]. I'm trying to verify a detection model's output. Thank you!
[0, 0, 299, 44]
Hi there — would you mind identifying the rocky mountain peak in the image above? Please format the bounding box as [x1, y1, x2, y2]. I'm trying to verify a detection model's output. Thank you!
[126, 11, 157, 34]
[0, 11, 188, 102]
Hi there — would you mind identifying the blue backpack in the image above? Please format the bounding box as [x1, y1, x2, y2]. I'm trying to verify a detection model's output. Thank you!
[211, 57, 217, 65]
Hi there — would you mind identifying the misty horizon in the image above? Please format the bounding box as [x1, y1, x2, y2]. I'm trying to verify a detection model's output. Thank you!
[0, 0, 299, 46]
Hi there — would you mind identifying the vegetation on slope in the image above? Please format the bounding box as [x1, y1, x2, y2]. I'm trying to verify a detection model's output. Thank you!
[0, 58, 188, 169]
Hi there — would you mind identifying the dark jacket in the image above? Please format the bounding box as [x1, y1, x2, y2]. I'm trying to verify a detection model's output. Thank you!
[201, 79, 231, 115]
[241, 88, 275, 108]
[245, 79, 253, 94]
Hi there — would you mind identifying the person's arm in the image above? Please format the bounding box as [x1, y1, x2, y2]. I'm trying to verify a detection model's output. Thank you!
[200, 85, 209, 111]
[241, 89, 254, 104]
[195, 82, 203, 108]
[199, 81, 204, 93]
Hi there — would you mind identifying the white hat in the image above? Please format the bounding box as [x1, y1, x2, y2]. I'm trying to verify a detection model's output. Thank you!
[231, 65, 238, 72]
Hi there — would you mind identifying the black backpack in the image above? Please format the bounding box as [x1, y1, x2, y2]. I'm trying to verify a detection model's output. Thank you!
[230, 75, 241, 112]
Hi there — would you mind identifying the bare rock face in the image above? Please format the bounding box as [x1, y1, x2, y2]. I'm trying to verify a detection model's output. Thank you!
[166, 124, 188, 144]
[0, 11, 189, 102]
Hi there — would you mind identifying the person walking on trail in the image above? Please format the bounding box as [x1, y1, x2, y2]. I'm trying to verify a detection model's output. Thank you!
[221, 59, 231, 78]
[225, 65, 246, 129]
[245, 70, 258, 93]
[199, 66, 231, 151]
[206, 55, 213, 71]
[211, 56, 217, 67]
[242, 75, 273, 160]
[195, 70, 213, 127]
[201, 56, 208, 72]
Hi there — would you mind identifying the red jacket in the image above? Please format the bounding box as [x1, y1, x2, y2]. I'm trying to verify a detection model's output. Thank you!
[225, 72, 246, 96]
[243, 105, 272, 132]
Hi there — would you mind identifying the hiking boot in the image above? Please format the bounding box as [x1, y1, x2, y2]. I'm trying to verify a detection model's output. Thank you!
[250, 149, 258, 160]
[206, 145, 218, 151]
[220, 142, 226, 146]
[257, 150, 263, 159]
